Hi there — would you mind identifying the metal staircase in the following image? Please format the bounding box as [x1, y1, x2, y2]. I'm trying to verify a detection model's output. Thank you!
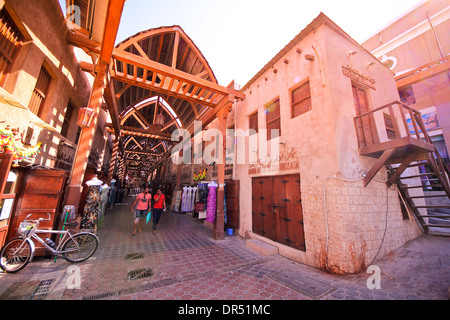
[392, 154, 450, 236]
[354, 100, 450, 236]
[391, 109, 450, 236]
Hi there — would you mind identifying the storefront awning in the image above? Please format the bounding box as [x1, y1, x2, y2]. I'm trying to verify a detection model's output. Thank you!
[0, 88, 58, 132]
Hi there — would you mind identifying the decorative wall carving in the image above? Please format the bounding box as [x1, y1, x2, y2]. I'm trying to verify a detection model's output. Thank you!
[342, 65, 376, 90]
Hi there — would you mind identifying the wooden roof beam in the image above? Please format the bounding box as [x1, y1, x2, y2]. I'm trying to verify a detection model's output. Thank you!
[106, 124, 173, 140]
[66, 32, 101, 54]
[396, 54, 450, 88]
[124, 149, 164, 157]
[104, 77, 123, 150]
[112, 72, 219, 108]
[111, 49, 245, 100]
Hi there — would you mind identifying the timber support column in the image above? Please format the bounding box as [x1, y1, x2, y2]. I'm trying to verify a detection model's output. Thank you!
[65, 75, 105, 211]
[214, 102, 232, 241]
[64, 0, 125, 213]
[175, 149, 183, 189]
[107, 141, 119, 183]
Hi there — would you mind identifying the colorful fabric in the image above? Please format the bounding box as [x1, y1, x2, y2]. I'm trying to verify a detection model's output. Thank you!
[206, 185, 216, 224]
[81, 185, 101, 233]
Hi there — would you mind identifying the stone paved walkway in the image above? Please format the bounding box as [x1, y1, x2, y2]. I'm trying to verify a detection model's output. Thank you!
[0, 196, 449, 303]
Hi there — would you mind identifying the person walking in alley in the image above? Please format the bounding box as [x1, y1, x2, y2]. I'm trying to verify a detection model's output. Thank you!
[130, 187, 151, 235]
[152, 188, 166, 234]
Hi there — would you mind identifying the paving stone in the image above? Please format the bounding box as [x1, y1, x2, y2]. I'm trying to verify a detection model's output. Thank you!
[0, 196, 448, 301]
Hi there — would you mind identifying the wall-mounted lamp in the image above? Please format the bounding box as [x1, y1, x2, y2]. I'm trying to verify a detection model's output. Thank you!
[77, 107, 96, 128]
[347, 50, 358, 57]
[366, 61, 376, 69]
[155, 113, 165, 127]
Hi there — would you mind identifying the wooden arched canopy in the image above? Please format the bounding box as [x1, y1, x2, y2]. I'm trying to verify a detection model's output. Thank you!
[65, 1, 243, 240]
[100, 25, 244, 179]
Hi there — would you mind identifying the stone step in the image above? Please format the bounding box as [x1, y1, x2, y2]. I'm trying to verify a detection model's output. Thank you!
[246, 239, 279, 256]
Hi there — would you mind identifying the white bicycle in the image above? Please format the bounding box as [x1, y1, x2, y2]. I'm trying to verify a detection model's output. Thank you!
[0, 213, 99, 273]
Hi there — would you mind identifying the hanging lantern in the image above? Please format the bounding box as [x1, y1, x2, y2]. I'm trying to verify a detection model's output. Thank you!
[155, 113, 165, 127]
[77, 107, 95, 128]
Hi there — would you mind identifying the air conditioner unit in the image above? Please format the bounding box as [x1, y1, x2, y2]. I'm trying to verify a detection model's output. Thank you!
[22, 122, 38, 145]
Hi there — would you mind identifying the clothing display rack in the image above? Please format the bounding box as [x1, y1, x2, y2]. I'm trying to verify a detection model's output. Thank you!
[174, 181, 228, 227]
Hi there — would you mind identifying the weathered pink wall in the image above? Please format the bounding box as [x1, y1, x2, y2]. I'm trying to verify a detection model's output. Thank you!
[234, 21, 422, 273]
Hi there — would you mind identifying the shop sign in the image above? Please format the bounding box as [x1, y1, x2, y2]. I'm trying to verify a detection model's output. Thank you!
[342, 65, 376, 90]
[210, 163, 233, 180]
[248, 146, 299, 175]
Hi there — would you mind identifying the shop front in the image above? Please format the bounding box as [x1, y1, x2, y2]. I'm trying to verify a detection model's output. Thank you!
[164, 158, 240, 235]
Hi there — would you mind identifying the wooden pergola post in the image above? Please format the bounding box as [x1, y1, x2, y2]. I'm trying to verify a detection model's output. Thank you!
[213, 102, 232, 240]
[65, 75, 106, 209]
[64, 0, 125, 212]
[107, 141, 119, 183]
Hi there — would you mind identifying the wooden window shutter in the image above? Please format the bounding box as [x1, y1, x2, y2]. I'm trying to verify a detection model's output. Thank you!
[29, 66, 52, 117]
[291, 81, 311, 118]
[0, 8, 24, 86]
[249, 112, 258, 135]
[265, 98, 281, 139]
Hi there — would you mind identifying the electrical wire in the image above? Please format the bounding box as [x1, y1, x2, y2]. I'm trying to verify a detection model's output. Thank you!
[322, 173, 391, 274]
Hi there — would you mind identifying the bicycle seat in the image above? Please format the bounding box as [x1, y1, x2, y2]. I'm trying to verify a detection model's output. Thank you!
[64, 221, 79, 228]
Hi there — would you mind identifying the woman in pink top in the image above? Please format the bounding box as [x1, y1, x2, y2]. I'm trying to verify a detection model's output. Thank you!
[130, 187, 151, 235]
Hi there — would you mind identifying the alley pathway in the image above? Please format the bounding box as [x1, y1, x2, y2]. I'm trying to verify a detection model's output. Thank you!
[0, 195, 449, 302]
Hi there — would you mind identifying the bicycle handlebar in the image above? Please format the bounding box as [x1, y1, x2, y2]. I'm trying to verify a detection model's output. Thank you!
[24, 213, 51, 224]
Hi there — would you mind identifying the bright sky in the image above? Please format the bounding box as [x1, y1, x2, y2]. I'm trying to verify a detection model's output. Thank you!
[61, 0, 425, 87]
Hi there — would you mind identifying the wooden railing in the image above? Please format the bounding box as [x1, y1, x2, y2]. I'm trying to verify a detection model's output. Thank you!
[354, 100, 450, 192]
[354, 100, 427, 149]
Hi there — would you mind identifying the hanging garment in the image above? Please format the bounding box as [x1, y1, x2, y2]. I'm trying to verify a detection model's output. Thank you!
[195, 187, 200, 202]
[81, 185, 101, 234]
[98, 184, 110, 229]
[186, 187, 193, 212]
[189, 187, 197, 212]
[173, 190, 182, 212]
[181, 186, 188, 212]
[197, 183, 208, 208]
[206, 182, 217, 224]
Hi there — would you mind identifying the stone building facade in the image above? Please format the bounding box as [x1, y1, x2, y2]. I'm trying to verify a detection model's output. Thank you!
[0, 0, 112, 173]
[231, 13, 422, 273]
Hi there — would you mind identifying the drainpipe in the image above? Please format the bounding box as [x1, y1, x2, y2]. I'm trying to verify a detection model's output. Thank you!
[233, 98, 237, 181]
[426, 12, 450, 85]
[426, 12, 444, 58]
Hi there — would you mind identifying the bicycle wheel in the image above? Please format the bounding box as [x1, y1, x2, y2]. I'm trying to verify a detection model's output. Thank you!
[62, 233, 98, 263]
[0, 238, 32, 273]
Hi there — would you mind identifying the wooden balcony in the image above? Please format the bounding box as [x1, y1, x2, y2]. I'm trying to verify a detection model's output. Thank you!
[354, 100, 438, 186]
[354, 104, 450, 236]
